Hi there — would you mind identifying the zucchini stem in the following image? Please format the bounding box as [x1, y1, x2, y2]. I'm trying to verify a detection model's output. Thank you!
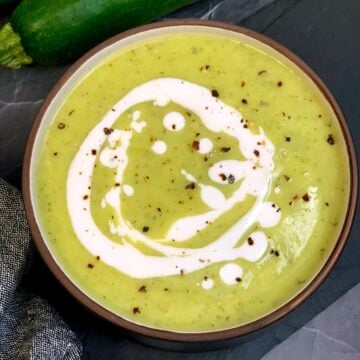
[0, 23, 33, 68]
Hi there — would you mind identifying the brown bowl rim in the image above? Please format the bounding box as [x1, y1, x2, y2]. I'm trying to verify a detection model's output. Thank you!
[22, 19, 358, 343]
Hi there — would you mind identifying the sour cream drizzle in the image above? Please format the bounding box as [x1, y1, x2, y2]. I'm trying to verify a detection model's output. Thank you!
[163, 111, 185, 131]
[151, 140, 167, 154]
[198, 138, 213, 154]
[67, 78, 280, 279]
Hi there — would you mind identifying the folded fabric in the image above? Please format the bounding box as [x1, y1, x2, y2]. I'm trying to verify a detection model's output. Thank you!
[0, 178, 82, 360]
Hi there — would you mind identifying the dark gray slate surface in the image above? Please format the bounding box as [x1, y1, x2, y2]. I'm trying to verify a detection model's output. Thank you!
[1, 0, 359, 359]
[263, 283, 360, 360]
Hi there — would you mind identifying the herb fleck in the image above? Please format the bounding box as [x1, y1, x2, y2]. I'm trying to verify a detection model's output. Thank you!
[270, 249, 280, 257]
[327, 134, 335, 145]
[57, 122, 66, 129]
[221, 146, 231, 152]
[138, 285, 147, 293]
[103, 127, 113, 135]
[185, 183, 196, 190]
[211, 89, 219, 97]
[285, 136, 291, 142]
[192, 141, 200, 150]
[200, 65, 210, 72]
[133, 307, 141, 314]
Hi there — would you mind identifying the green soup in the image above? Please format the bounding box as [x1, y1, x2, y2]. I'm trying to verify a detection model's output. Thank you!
[34, 31, 350, 332]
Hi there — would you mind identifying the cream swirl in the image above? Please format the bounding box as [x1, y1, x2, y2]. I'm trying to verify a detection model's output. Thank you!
[67, 78, 280, 280]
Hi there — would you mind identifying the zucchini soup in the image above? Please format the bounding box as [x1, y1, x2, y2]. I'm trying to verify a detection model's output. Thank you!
[32, 30, 350, 332]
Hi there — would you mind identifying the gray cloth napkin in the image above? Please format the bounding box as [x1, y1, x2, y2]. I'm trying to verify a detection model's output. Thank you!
[0, 178, 82, 360]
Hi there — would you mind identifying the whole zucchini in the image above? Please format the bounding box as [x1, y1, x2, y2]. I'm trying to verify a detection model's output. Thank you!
[0, 0, 195, 68]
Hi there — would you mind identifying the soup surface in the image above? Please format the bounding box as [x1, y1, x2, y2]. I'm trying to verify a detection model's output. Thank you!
[34, 32, 350, 332]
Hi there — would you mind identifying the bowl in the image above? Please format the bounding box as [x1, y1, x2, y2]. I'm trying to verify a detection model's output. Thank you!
[22, 20, 358, 351]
